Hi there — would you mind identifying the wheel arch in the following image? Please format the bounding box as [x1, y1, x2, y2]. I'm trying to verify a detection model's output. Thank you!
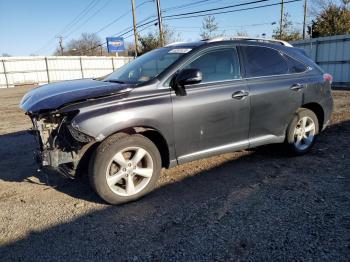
[301, 102, 325, 130]
[95, 126, 171, 169]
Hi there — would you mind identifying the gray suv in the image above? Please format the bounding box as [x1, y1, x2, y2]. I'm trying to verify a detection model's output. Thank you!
[20, 38, 333, 204]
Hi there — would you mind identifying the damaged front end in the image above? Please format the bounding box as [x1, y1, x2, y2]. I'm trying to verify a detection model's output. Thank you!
[30, 111, 95, 177]
[19, 78, 134, 178]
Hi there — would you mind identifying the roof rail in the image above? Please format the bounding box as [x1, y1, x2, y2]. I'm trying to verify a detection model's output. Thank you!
[165, 41, 188, 47]
[204, 36, 293, 47]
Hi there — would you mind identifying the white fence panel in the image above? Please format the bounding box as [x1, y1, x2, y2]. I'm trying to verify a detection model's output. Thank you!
[0, 61, 7, 87]
[113, 57, 132, 70]
[0, 56, 132, 88]
[47, 57, 83, 82]
[1, 57, 48, 87]
[82, 57, 114, 79]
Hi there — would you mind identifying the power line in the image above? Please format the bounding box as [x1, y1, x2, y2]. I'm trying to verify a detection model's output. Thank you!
[169, 22, 275, 29]
[63, 0, 113, 38]
[94, 0, 153, 34]
[123, 23, 156, 39]
[57, 0, 303, 55]
[93, 0, 275, 49]
[34, 0, 154, 55]
[76, 18, 158, 54]
[162, 0, 215, 13]
[58, 0, 101, 37]
[112, 18, 158, 41]
[34, 0, 152, 54]
[163, 0, 270, 19]
[163, 0, 302, 20]
[33, 0, 100, 54]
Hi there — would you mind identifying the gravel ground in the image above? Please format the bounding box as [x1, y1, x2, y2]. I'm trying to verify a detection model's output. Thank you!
[0, 86, 349, 261]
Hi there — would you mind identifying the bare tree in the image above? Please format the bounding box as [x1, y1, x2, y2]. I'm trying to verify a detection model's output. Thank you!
[54, 33, 107, 56]
[137, 26, 182, 55]
[272, 12, 302, 41]
[235, 31, 248, 37]
[200, 16, 220, 39]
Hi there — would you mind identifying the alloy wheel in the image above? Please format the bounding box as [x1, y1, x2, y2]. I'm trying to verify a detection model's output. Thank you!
[293, 116, 316, 151]
[105, 146, 154, 196]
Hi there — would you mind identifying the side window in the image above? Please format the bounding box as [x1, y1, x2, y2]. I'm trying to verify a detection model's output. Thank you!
[140, 53, 183, 80]
[241, 46, 288, 77]
[283, 54, 307, 73]
[184, 48, 241, 83]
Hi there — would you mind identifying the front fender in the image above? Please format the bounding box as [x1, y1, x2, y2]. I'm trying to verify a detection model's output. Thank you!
[70, 88, 175, 159]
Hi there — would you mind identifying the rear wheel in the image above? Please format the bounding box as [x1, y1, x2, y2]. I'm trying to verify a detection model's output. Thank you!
[89, 133, 161, 204]
[286, 108, 319, 155]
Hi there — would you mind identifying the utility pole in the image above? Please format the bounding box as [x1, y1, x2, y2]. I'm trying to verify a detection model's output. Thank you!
[156, 0, 164, 46]
[302, 0, 308, 39]
[131, 0, 138, 57]
[279, 0, 284, 38]
[57, 36, 64, 55]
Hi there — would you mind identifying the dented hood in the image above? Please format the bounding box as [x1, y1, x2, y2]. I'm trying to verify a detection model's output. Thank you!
[20, 79, 130, 113]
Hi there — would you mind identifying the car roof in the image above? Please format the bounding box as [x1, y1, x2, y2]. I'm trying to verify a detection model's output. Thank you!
[162, 37, 313, 69]
[166, 37, 293, 50]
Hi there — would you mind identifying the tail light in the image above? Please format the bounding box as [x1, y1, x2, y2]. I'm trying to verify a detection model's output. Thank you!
[323, 73, 333, 84]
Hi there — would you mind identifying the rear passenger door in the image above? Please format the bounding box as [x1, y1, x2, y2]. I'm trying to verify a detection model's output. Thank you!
[239, 45, 308, 146]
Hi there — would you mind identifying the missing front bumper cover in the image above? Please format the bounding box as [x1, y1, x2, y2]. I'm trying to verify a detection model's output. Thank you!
[35, 149, 76, 168]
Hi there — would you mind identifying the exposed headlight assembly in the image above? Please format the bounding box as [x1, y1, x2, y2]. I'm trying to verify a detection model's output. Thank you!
[67, 124, 93, 143]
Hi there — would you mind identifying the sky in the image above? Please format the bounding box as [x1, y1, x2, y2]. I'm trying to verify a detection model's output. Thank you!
[0, 0, 307, 56]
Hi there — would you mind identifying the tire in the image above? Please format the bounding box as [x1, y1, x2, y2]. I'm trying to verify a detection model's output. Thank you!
[89, 133, 161, 205]
[285, 108, 319, 155]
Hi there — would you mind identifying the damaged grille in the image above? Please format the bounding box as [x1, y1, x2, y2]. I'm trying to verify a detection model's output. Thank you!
[29, 112, 93, 169]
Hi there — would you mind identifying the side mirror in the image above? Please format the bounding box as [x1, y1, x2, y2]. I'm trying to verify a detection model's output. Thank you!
[171, 68, 202, 96]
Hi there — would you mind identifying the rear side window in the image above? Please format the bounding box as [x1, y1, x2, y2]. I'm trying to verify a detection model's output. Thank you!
[240, 46, 288, 77]
[282, 54, 307, 73]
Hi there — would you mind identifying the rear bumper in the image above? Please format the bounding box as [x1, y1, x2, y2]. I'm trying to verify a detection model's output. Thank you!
[321, 95, 334, 131]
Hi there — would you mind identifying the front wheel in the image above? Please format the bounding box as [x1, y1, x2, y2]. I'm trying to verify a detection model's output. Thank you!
[285, 108, 319, 155]
[89, 133, 161, 205]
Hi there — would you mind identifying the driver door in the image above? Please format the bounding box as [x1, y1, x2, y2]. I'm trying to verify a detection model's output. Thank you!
[171, 47, 250, 163]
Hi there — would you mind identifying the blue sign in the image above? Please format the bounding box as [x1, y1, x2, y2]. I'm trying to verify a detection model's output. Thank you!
[106, 37, 125, 52]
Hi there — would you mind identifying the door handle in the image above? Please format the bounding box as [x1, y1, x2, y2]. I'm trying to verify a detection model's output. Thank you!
[290, 83, 304, 91]
[232, 90, 249, 100]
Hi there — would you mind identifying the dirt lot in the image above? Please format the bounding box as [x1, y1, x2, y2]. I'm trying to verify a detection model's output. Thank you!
[0, 86, 349, 261]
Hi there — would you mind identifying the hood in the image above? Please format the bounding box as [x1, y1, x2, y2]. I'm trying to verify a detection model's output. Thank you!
[20, 79, 131, 113]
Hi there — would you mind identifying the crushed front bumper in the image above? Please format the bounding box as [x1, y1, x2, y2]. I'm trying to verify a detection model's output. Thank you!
[33, 147, 76, 168]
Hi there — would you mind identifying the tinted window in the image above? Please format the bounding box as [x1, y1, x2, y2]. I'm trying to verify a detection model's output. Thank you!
[283, 54, 307, 73]
[241, 46, 288, 77]
[184, 48, 240, 83]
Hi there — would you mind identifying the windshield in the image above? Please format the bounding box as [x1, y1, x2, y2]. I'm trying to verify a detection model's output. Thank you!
[104, 47, 190, 84]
